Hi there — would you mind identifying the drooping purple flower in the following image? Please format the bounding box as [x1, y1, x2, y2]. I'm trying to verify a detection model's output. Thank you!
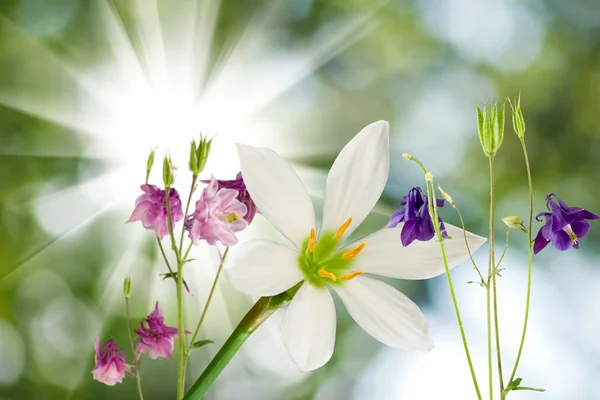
[92, 338, 131, 386]
[533, 193, 599, 254]
[387, 187, 447, 247]
[135, 302, 180, 359]
[202, 172, 257, 223]
[127, 184, 184, 239]
[186, 176, 248, 246]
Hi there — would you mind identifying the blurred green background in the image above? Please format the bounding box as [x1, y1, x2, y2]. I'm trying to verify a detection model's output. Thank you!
[1, 0, 600, 399]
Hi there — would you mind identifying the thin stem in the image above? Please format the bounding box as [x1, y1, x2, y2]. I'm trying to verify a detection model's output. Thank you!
[126, 297, 144, 400]
[489, 157, 505, 397]
[454, 205, 485, 284]
[496, 229, 511, 270]
[425, 179, 482, 400]
[507, 139, 534, 386]
[183, 286, 301, 400]
[183, 242, 193, 262]
[487, 278, 493, 400]
[179, 177, 198, 252]
[165, 190, 185, 399]
[189, 247, 230, 346]
[156, 236, 178, 287]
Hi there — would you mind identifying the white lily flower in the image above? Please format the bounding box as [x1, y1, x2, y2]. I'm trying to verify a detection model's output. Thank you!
[226, 121, 486, 372]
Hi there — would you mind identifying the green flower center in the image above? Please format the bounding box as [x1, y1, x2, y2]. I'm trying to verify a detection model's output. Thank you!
[297, 217, 365, 287]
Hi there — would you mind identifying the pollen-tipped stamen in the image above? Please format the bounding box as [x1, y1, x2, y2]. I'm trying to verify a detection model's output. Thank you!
[308, 228, 316, 252]
[341, 270, 364, 280]
[318, 269, 337, 281]
[335, 217, 353, 239]
[564, 224, 578, 244]
[342, 242, 366, 259]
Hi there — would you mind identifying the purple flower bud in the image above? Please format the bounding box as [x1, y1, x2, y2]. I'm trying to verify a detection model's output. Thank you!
[202, 172, 257, 223]
[135, 302, 180, 359]
[187, 176, 249, 246]
[387, 187, 447, 247]
[533, 193, 599, 254]
[91, 338, 131, 386]
[127, 184, 184, 239]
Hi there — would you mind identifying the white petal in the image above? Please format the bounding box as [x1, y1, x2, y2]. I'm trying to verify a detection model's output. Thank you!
[224, 240, 303, 296]
[321, 121, 389, 239]
[333, 276, 432, 351]
[237, 143, 316, 249]
[348, 223, 486, 279]
[281, 283, 336, 371]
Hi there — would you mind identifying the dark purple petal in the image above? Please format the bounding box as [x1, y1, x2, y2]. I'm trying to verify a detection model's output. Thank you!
[533, 227, 550, 255]
[401, 218, 420, 247]
[571, 220, 591, 240]
[578, 210, 600, 221]
[415, 206, 436, 242]
[551, 230, 572, 251]
[386, 209, 405, 228]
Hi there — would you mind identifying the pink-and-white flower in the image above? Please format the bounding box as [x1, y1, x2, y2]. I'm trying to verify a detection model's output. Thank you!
[127, 184, 184, 239]
[186, 176, 248, 246]
[92, 338, 131, 386]
[135, 302, 180, 359]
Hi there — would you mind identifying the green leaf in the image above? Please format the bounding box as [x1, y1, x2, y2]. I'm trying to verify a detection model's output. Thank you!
[512, 386, 546, 392]
[191, 340, 214, 349]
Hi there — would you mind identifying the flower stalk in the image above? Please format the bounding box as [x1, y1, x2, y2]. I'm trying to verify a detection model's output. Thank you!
[125, 292, 144, 400]
[183, 287, 300, 400]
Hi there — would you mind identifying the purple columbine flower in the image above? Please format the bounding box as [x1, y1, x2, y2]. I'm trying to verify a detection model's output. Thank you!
[202, 172, 257, 223]
[387, 187, 447, 247]
[92, 338, 131, 386]
[127, 184, 184, 239]
[135, 302, 180, 359]
[186, 176, 248, 246]
[533, 193, 599, 254]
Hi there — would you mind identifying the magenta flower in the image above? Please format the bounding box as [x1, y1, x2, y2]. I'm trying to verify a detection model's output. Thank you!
[202, 172, 257, 223]
[186, 176, 248, 246]
[92, 338, 131, 386]
[533, 193, 599, 254]
[127, 184, 184, 239]
[387, 187, 447, 247]
[135, 302, 180, 359]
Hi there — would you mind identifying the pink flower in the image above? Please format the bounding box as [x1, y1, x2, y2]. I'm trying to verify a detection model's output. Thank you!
[186, 176, 248, 246]
[135, 302, 179, 359]
[202, 172, 257, 223]
[127, 184, 184, 239]
[92, 338, 131, 386]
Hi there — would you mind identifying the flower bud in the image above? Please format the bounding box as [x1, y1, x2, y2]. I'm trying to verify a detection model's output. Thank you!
[145, 148, 156, 184]
[508, 94, 526, 139]
[123, 276, 132, 298]
[437, 185, 455, 207]
[502, 216, 527, 232]
[477, 101, 506, 157]
[189, 135, 212, 176]
[162, 156, 176, 188]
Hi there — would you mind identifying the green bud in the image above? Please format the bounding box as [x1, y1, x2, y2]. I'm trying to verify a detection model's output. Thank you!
[502, 215, 527, 232]
[189, 140, 198, 173]
[123, 276, 132, 298]
[145, 148, 156, 184]
[437, 185, 455, 207]
[162, 156, 176, 188]
[508, 94, 526, 139]
[476, 101, 506, 157]
[190, 134, 212, 176]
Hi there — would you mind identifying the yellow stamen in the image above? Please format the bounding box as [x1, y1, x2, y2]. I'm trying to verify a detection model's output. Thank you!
[317, 269, 337, 281]
[308, 228, 316, 252]
[335, 217, 353, 239]
[341, 270, 364, 281]
[225, 213, 240, 223]
[342, 242, 366, 259]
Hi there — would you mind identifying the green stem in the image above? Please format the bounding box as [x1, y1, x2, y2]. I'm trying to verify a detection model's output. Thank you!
[487, 278, 493, 400]
[179, 176, 198, 252]
[189, 247, 230, 347]
[183, 287, 300, 400]
[425, 178, 482, 400]
[156, 236, 178, 287]
[489, 157, 505, 397]
[183, 242, 193, 262]
[496, 229, 511, 270]
[507, 139, 534, 386]
[126, 297, 144, 400]
[454, 205, 485, 284]
[165, 190, 185, 399]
